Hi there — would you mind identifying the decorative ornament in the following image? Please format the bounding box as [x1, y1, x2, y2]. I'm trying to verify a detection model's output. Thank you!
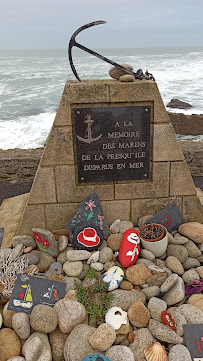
[118, 229, 140, 267]
[144, 342, 168, 361]
[101, 266, 124, 291]
[105, 306, 128, 330]
[161, 311, 176, 331]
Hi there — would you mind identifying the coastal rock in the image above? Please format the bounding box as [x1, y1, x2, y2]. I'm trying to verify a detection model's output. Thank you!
[161, 273, 178, 293]
[111, 289, 146, 311]
[0, 328, 21, 361]
[183, 239, 202, 258]
[127, 301, 150, 327]
[89, 323, 116, 351]
[45, 262, 62, 277]
[107, 233, 123, 251]
[87, 251, 100, 264]
[22, 332, 52, 361]
[78, 263, 90, 279]
[64, 324, 97, 361]
[119, 74, 135, 82]
[162, 276, 185, 306]
[23, 252, 39, 265]
[148, 297, 167, 321]
[3, 302, 17, 328]
[182, 269, 200, 284]
[142, 286, 160, 299]
[30, 305, 57, 333]
[99, 247, 113, 263]
[66, 250, 91, 261]
[12, 312, 30, 339]
[167, 98, 193, 109]
[146, 272, 168, 287]
[54, 299, 86, 333]
[7, 357, 25, 361]
[140, 249, 155, 261]
[168, 344, 192, 361]
[120, 280, 133, 290]
[167, 244, 188, 263]
[90, 262, 104, 271]
[32, 227, 58, 257]
[178, 304, 203, 323]
[57, 248, 68, 264]
[179, 222, 203, 243]
[197, 266, 203, 278]
[119, 220, 134, 233]
[149, 319, 183, 344]
[129, 328, 156, 361]
[171, 310, 187, 337]
[109, 64, 133, 80]
[110, 220, 121, 233]
[165, 256, 184, 275]
[183, 257, 200, 270]
[126, 264, 151, 285]
[63, 260, 83, 276]
[172, 233, 188, 244]
[32, 250, 55, 272]
[49, 326, 69, 361]
[106, 345, 134, 361]
[138, 215, 153, 229]
[58, 235, 68, 252]
[12, 235, 36, 249]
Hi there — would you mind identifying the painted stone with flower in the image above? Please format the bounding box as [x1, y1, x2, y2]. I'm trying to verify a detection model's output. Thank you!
[119, 229, 140, 267]
[66, 193, 107, 251]
[32, 228, 58, 257]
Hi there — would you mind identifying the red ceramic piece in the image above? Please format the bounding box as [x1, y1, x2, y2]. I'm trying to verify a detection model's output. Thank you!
[161, 311, 176, 331]
[118, 229, 140, 267]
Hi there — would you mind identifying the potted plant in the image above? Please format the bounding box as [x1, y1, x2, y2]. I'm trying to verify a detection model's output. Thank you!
[139, 223, 168, 257]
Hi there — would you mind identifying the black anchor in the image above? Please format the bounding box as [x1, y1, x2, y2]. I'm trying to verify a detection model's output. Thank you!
[68, 20, 154, 82]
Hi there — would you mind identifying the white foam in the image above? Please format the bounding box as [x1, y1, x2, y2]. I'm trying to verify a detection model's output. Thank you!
[0, 112, 56, 149]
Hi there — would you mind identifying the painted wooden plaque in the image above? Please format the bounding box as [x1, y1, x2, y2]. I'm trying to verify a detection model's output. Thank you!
[147, 202, 185, 233]
[74, 105, 151, 183]
[184, 324, 203, 361]
[8, 274, 66, 314]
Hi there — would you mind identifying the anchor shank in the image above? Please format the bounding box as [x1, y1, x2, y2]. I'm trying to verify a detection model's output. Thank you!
[75, 41, 138, 78]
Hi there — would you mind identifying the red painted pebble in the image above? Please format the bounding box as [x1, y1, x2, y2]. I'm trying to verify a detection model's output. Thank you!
[118, 229, 140, 267]
[161, 311, 176, 331]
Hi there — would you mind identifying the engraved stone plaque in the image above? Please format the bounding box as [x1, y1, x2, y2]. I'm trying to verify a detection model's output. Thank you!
[73, 105, 151, 183]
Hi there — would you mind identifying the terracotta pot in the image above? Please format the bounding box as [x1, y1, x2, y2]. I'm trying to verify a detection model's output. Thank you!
[139, 223, 166, 242]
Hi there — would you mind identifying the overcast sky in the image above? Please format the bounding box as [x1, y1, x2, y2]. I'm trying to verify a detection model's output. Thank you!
[0, 0, 203, 49]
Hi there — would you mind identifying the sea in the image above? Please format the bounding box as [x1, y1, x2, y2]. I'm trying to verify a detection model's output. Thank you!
[0, 47, 203, 150]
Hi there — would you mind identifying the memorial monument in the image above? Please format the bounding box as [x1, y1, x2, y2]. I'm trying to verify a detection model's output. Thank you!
[16, 21, 203, 236]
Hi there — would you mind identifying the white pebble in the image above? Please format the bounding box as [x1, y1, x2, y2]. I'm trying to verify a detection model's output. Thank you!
[90, 262, 104, 271]
[87, 251, 100, 264]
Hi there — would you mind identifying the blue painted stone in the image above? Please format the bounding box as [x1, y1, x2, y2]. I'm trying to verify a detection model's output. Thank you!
[101, 266, 124, 291]
[81, 354, 110, 361]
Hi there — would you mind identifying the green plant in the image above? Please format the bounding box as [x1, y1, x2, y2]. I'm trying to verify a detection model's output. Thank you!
[74, 270, 113, 326]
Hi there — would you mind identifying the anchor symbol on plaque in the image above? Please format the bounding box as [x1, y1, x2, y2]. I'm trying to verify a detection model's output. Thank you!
[77, 114, 102, 144]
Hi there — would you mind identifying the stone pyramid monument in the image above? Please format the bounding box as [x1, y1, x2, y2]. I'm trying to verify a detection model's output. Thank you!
[16, 79, 203, 236]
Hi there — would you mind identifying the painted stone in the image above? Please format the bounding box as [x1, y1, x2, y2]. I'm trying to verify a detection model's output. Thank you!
[66, 193, 109, 250]
[101, 266, 124, 291]
[118, 229, 140, 267]
[81, 354, 110, 361]
[32, 228, 58, 257]
[161, 311, 176, 331]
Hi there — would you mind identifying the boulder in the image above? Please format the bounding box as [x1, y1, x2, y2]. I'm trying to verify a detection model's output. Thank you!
[54, 299, 86, 333]
[22, 332, 52, 361]
[127, 301, 150, 327]
[64, 324, 97, 361]
[106, 345, 134, 361]
[49, 326, 69, 361]
[89, 323, 116, 351]
[126, 264, 151, 285]
[0, 328, 21, 361]
[149, 319, 183, 344]
[30, 305, 58, 333]
[12, 312, 30, 340]
[178, 222, 203, 243]
[110, 289, 146, 311]
[167, 98, 193, 109]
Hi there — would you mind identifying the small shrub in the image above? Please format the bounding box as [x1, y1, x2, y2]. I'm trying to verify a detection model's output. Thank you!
[74, 269, 113, 326]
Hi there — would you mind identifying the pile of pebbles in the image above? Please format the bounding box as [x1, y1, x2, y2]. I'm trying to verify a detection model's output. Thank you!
[0, 219, 203, 361]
